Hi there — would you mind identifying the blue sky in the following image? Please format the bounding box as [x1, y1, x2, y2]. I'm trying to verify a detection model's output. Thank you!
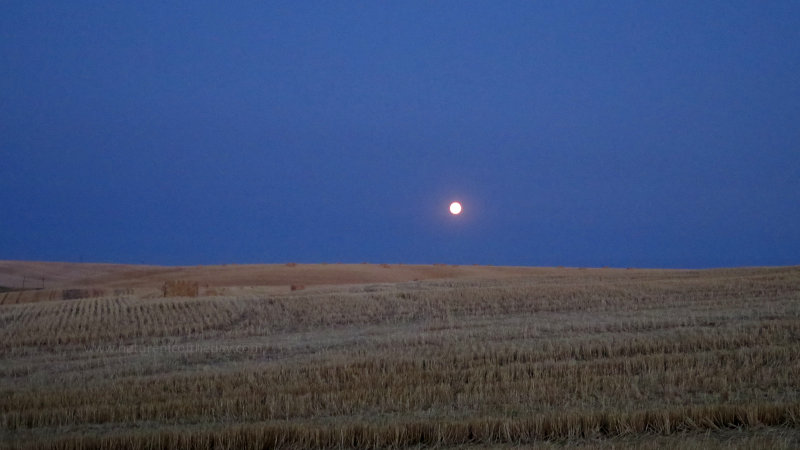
[2, 1, 799, 268]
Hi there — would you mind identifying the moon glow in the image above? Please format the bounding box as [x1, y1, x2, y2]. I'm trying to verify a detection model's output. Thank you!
[449, 202, 462, 215]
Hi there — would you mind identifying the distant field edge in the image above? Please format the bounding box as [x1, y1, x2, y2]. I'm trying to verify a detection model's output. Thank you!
[10, 402, 800, 450]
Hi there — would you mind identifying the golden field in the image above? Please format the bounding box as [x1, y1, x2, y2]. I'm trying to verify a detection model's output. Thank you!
[1, 262, 799, 449]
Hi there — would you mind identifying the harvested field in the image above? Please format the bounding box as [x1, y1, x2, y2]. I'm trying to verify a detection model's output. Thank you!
[0, 261, 547, 304]
[1, 263, 799, 448]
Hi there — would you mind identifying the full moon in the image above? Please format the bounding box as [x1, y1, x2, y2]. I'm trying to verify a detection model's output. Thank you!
[449, 201, 462, 215]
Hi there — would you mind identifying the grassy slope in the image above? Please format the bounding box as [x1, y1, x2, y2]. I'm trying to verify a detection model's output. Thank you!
[1, 265, 799, 449]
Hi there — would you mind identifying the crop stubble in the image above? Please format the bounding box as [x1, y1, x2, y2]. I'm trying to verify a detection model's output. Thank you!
[1, 267, 799, 448]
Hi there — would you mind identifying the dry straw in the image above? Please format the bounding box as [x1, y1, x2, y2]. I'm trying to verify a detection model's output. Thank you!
[1, 266, 799, 448]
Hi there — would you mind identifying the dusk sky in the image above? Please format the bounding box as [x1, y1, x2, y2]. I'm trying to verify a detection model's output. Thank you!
[2, 1, 799, 268]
